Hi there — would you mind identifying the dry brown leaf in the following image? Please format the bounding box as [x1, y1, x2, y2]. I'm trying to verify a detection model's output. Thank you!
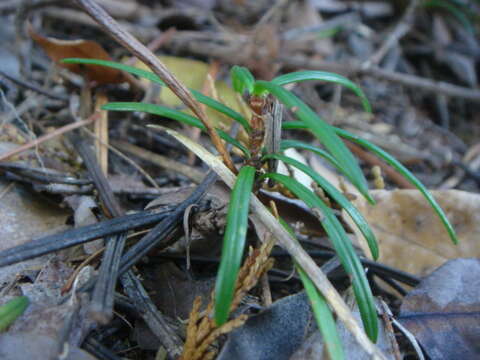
[350, 189, 480, 275]
[28, 24, 125, 85]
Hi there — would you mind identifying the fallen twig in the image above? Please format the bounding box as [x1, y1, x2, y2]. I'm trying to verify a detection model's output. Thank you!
[158, 250, 421, 287]
[82, 336, 123, 360]
[0, 162, 90, 185]
[117, 171, 217, 275]
[83, 128, 159, 188]
[72, 131, 186, 357]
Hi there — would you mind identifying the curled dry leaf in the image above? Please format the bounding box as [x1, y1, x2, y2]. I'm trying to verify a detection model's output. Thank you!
[28, 24, 125, 85]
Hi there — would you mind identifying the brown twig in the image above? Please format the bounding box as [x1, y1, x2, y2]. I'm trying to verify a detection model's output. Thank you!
[124, 27, 177, 66]
[146, 26, 177, 54]
[0, 113, 99, 163]
[75, 0, 237, 174]
[378, 300, 403, 360]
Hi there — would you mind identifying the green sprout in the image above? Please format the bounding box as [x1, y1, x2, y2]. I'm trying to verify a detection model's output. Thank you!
[62, 58, 458, 358]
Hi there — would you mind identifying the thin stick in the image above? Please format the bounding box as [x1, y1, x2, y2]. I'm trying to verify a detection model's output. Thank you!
[121, 270, 183, 357]
[75, 0, 237, 174]
[124, 27, 176, 66]
[72, 133, 127, 325]
[0, 210, 171, 268]
[118, 171, 217, 275]
[0, 114, 99, 162]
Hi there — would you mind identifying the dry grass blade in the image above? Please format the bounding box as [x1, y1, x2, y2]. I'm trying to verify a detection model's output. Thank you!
[163, 127, 388, 360]
[74, 0, 237, 174]
[181, 240, 274, 360]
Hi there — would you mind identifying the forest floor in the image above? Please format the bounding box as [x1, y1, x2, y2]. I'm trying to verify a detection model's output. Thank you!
[0, 1, 479, 359]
